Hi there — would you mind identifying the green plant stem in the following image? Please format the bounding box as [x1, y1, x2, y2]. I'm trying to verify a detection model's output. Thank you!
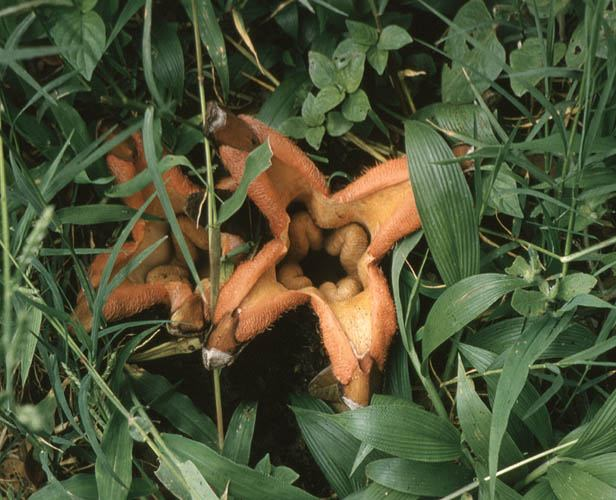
[213, 367, 224, 450]
[191, 0, 224, 450]
[404, 252, 448, 420]
[0, 105, 12, 397]
[441, 440, 576, 500]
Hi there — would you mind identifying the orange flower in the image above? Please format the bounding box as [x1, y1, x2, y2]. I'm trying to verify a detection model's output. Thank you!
[204, 105, 421, 408]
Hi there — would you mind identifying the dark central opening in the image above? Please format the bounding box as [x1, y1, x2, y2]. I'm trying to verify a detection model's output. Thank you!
[299, 248, 347, 286]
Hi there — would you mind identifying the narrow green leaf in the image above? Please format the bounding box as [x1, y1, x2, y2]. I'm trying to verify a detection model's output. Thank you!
[155, 459, 217, 500]
[30, 475, 156, 500]
[128, 367, 218, 449]
[405, 120, 479, 285]
[18, 300, 42, 387]
[162, 433, 316, 499]
[106, 155, 195, 199]
[456, 358, 526, 479]
[56, 204, 156, 225]
[421, 273, 526, 364]
[218, 140, 273, 223]
[562, 389, 616, 459]
[488, 314, 572, 496]
[331, 402, 461, 462]
[291, 396, 364, 498]
[223, 401, 257, 465]
[95, 410, 133, 500]
[181, 0, 229, 100]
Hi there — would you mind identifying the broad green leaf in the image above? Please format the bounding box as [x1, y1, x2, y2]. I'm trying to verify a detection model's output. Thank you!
[558, 273, 598, 301]
[441, 0, 505, 102]
[488, 314, 572, 496]
[377, 25, 413, 51]
[468, 318, 595, 360]
[579, 454, 616, 487]
[509, 38, 566, 96]
[548, 462, 616, 499]
[15, 391, 56, 435]
[95, 410, 133, 500]
[333, 40, 366, 93]
[314, 85, 346, 113]
[326, 111, 353, 136]
[367, 46, 388, 75]
[302, 93, 325, 127]
[305, 125, 325, 149]
[331, 402, 461, 462]
[366, 458, 472, 496]
[405, 120, 479, 286]
[218, 140, 273, 223]
[524, 0, 570, 18]
[421, 274, 526, 364]
[254, 454, 299, 485]
[291, 397, 364, 497]
[155, 459, 217, 500]
[456, 359, 526, 479]
[50, 8, 106, 80]
[523, 480, 558, 500]
[346, 482, 415, 500]
[280, 117, 308, 139]
[128, 367, 218, 449]
[308, 51, 337, 89]
[561, 389, 616, 459]
[223, 401, 257, 465]
[511, 289, 550, 317]
[346, 20, 379, 46]
[506, 255, 537, 282]
[414, 102, 498, 144]
[162, 433, 316, 499]
[151, 22, 185, 104]
[342, 89, 370, 122]
[484, 164, 524, 217]
[50, 100, 90, 153]
[181, 0, 229, 100]
[461, 345, 554, 448]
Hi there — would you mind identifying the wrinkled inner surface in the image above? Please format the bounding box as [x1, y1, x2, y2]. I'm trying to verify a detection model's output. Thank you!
[276, 211, 369, 303]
